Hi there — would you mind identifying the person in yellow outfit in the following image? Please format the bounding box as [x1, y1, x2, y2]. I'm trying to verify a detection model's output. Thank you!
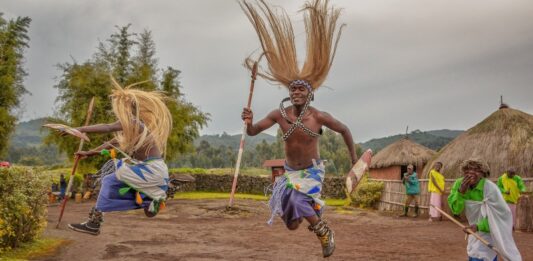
[497, 168, 527, 229]
[428, 162, 445, 221]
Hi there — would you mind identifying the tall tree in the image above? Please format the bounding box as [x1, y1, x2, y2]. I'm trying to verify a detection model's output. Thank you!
[109, 25, 136, 84]
[129, 29, 157, 87]
[0, 14, 31, 156]
[46, 25, 208, 169]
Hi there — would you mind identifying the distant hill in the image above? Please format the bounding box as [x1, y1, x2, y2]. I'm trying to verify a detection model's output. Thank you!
[9, 118, 49, 148]
[8, 118, 462, 161]
[6, 118, 65, 165]
[195, 132, 276, 150]
[425, 129, 464, 139]
[8, 118, 277, 151]
[360, 129, 463, 153]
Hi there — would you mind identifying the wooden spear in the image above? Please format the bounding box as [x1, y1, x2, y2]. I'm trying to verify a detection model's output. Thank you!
[430, 204, 509, 261]
[56, 97, 95, 228]
[228, 58, 261, 208]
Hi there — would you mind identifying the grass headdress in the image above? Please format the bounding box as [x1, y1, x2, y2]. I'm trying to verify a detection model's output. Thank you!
[110, 77, 172, 156]
[240, 0, 345, 91]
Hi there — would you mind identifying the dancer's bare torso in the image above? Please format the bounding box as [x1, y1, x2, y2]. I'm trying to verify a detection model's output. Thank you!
[244, 105, 356, 171]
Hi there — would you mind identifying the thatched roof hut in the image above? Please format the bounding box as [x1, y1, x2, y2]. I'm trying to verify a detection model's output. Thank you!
[369, 138, 436, 180]
[423, 107, 533, 178]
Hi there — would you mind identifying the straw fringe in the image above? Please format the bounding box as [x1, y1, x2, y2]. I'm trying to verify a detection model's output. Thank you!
[423, 108, 533, 178]
[240, 0, 345, 90]
[370, 138, 436, 169]
[110, 76, 172, 156]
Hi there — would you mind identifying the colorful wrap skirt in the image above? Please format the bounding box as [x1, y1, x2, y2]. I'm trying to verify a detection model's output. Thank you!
[95, 158, 169, 213]
[268, 160, 325, 226]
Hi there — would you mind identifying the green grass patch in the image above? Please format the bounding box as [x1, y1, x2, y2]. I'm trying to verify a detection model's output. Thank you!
[0, 238, 67, 261]
[169, 167, 270, 177]
[325, 198, 347, 207]
[172, 192, 347, 206]
[172, 192, 268, 201]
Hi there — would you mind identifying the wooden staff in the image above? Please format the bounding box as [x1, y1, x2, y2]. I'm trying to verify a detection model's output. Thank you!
[228, 58, 262, 208]
[56, 97, 95, 228]
[430, 204, 509, 261]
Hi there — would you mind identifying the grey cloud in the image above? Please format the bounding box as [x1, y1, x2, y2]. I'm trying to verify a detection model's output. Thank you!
[3, 0, 532, 142]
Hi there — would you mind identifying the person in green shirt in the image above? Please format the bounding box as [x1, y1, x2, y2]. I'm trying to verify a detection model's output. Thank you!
[448, 159, 522, 261]
[400, 164, 420, 218]
[497, 168, 527, 229]
[448, 171, 491, 234]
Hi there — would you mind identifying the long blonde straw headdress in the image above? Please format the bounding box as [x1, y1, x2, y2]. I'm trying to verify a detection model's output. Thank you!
[240, 0, 345, 91]
[110, 77, 172, 156]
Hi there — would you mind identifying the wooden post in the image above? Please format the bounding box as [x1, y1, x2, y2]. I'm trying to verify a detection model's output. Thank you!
[516, 194, 532, 232]
[228, 57, 261, 208]
[431, 204, 509, 261]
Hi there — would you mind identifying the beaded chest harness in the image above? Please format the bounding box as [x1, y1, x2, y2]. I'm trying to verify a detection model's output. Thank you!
[279, 92, 321, 141]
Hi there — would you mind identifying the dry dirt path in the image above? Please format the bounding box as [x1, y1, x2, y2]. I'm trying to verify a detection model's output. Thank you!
[39, 199, 533, 261]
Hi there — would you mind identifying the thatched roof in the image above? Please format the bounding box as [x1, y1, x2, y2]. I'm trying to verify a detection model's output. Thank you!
[370, 138, 436, 169]
[423, 107, 533, 178]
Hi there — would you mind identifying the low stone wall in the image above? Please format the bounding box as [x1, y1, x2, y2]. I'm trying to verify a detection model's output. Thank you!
[172, 173, 346, 199]
[322, 177, 346, 199]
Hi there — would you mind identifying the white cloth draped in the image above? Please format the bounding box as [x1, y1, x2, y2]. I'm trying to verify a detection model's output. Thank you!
[464, 180, 522, 261]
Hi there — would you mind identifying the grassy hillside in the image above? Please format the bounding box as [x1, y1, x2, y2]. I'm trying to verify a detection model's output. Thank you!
[426, 129, 464, 139]
[9, 118, 48, 148]
[195, 132, 276, 150]
[360, 129, 463, 153]
[8, 118, 462, 166]
[6, 118, 64, 165]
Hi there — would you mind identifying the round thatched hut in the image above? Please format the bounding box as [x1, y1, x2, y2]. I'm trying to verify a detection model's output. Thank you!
[369, 137, 436, 180]
[423, 107, 533, 178]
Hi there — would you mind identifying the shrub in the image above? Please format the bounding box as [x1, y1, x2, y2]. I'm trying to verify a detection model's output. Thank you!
[0, 167, 50, 253]
[351, 174, 384, 208]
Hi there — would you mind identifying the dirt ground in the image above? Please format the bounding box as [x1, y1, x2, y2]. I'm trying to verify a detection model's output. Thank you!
[39, 199, 533, 261]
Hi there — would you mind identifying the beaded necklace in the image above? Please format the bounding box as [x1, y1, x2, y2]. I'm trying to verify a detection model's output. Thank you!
[279, 92, 321, 141]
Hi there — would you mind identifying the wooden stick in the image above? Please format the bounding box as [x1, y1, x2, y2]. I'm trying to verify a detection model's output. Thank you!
[56, 97, 95, 228]
[430, 204, 509, 261]
[228, 57, 262, 208]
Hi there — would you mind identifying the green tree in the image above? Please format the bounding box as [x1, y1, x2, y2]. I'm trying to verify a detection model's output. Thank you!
[129, 29, 157, 87]
[46, 25, 208, 169]
[109, 24, 136, 84]
[0, 14, 31, 156]
[319, 129, 355, 175]
[45, 61, 113, 169]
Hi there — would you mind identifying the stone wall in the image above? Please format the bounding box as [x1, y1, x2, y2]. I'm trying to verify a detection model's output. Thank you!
[172, 173, 346, 199]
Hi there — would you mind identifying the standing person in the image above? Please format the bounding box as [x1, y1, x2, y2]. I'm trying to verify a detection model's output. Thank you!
[59, 174, 67, 201]
[400, 164, 420, 217]
[448, 159, 522, 261]
[428, 162, 445, 221]
[64, 78, 172, 235]
[497, 168, 527, 229]
[240, 0, 356, 257]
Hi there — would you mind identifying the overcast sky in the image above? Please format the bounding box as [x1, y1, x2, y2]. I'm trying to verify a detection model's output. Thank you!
[3, 0, 533, 142]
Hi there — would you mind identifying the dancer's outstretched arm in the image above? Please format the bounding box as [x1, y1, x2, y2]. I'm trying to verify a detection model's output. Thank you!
[76, 121, 122, 134]
[75, 138, 119, 159]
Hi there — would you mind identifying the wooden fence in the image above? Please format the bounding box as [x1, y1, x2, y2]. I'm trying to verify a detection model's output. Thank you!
[371, 178, 533, 215]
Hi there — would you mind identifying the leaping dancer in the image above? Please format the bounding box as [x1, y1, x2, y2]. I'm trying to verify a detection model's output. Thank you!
[240, 0, 356, 257]
[52, 78, 173, 235]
